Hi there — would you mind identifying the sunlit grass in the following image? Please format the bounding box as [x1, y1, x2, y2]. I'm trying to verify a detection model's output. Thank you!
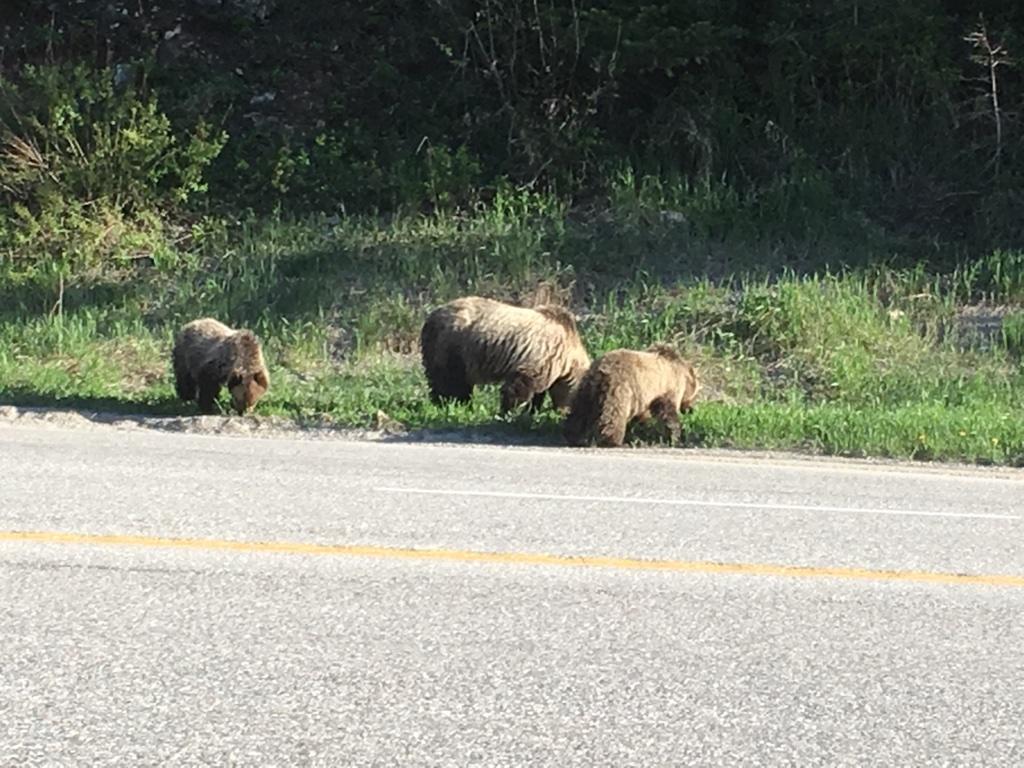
[2, 192, 1023, 465]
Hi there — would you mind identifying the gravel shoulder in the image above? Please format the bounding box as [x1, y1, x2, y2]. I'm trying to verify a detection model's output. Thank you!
[1, 403, 1021, 481]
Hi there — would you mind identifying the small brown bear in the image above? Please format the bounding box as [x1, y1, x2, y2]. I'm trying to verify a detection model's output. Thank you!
[171, 318, 270, 415]
[420, 296, 591, 414]
[563, 344, 699, 447]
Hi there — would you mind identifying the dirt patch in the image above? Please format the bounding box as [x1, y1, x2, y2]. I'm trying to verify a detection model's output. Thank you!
[0, 404, 362, 440]
[0, 404, 559, 447]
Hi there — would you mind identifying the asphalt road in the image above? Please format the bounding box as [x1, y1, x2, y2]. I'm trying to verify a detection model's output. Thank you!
[1, 421, 1023, 766]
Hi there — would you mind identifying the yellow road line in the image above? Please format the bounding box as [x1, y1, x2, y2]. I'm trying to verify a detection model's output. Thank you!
[2, 530, 1023, 588]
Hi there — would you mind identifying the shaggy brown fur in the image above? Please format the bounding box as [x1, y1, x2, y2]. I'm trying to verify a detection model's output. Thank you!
[171, 318, 270, 415]
[563, 344, 700, 447]
[420, 296, 591, 413]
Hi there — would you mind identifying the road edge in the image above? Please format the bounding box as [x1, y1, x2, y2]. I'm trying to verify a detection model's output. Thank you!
[2, 403, 1022, 481]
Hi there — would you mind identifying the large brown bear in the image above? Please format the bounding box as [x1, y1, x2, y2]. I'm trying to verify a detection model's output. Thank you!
[172, 318, 270, 415]
[420, 296, 591, 413]
[563, 344, 700, 447]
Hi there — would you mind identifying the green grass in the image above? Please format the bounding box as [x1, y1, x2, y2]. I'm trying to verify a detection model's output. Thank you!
[2, 190, 1023, 466]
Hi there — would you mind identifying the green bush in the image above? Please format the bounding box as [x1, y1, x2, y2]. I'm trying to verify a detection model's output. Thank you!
[0, 63, 226, 302]
[0, 63, 225, 212]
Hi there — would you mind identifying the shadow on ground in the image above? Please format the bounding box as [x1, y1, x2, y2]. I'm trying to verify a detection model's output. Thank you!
[0, 388, 185, 416]
[0, 399, 572, 447]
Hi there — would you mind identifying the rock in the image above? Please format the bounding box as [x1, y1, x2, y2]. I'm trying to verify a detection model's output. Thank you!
[112, 63, 134, 89]
[190, 0, 277, 19]
[373, 410, 407, 435]
[249, 91, 277, 106]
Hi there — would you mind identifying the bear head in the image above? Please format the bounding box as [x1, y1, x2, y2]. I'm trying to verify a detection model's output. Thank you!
[226, 331, 270, 414]
[648, 344, 699, 412]
[227, 368, 269, 414]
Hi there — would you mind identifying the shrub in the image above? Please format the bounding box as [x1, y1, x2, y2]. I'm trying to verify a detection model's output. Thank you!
[0, 62, 226, 302]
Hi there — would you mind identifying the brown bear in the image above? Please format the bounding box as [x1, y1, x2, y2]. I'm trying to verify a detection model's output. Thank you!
[420, 296, 591, 414]
[563, 344, 699, 447]
[171, 318, 270, 415]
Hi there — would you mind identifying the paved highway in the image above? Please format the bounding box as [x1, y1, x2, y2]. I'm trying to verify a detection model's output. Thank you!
[1, 421, 1023, 766]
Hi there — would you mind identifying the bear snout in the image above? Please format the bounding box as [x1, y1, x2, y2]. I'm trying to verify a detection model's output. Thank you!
[229, 375, 267, 415]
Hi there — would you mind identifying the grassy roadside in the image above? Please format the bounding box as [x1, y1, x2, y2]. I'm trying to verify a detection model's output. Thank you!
[2, 194, 1023, 466]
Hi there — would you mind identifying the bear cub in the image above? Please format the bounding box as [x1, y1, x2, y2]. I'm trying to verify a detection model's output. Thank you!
[564, 344, 699, 447]
[172, 317, 270, 415]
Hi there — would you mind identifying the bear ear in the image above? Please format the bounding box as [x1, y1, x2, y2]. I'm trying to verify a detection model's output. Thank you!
[536, 305, 579, 332]
[254, 370, 270, 389]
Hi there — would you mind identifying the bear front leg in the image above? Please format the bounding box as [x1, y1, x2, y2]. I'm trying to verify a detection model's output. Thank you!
[196, 380, 222, 414]
[500, 371, 540, 414]
[529, 391, 547, 412]
[649, 395, 682, 445]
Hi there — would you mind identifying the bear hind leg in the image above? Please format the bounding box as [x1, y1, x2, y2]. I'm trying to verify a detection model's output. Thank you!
[172, 349, 196, 402]
[174, 366, 196, 403]
[595, 421, 627, 447]
[427, 351, 473, 405]
[563, 405, 593, 447]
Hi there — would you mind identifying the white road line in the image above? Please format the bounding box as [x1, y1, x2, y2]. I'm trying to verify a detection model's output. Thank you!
[374, 486, 1020, 521]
